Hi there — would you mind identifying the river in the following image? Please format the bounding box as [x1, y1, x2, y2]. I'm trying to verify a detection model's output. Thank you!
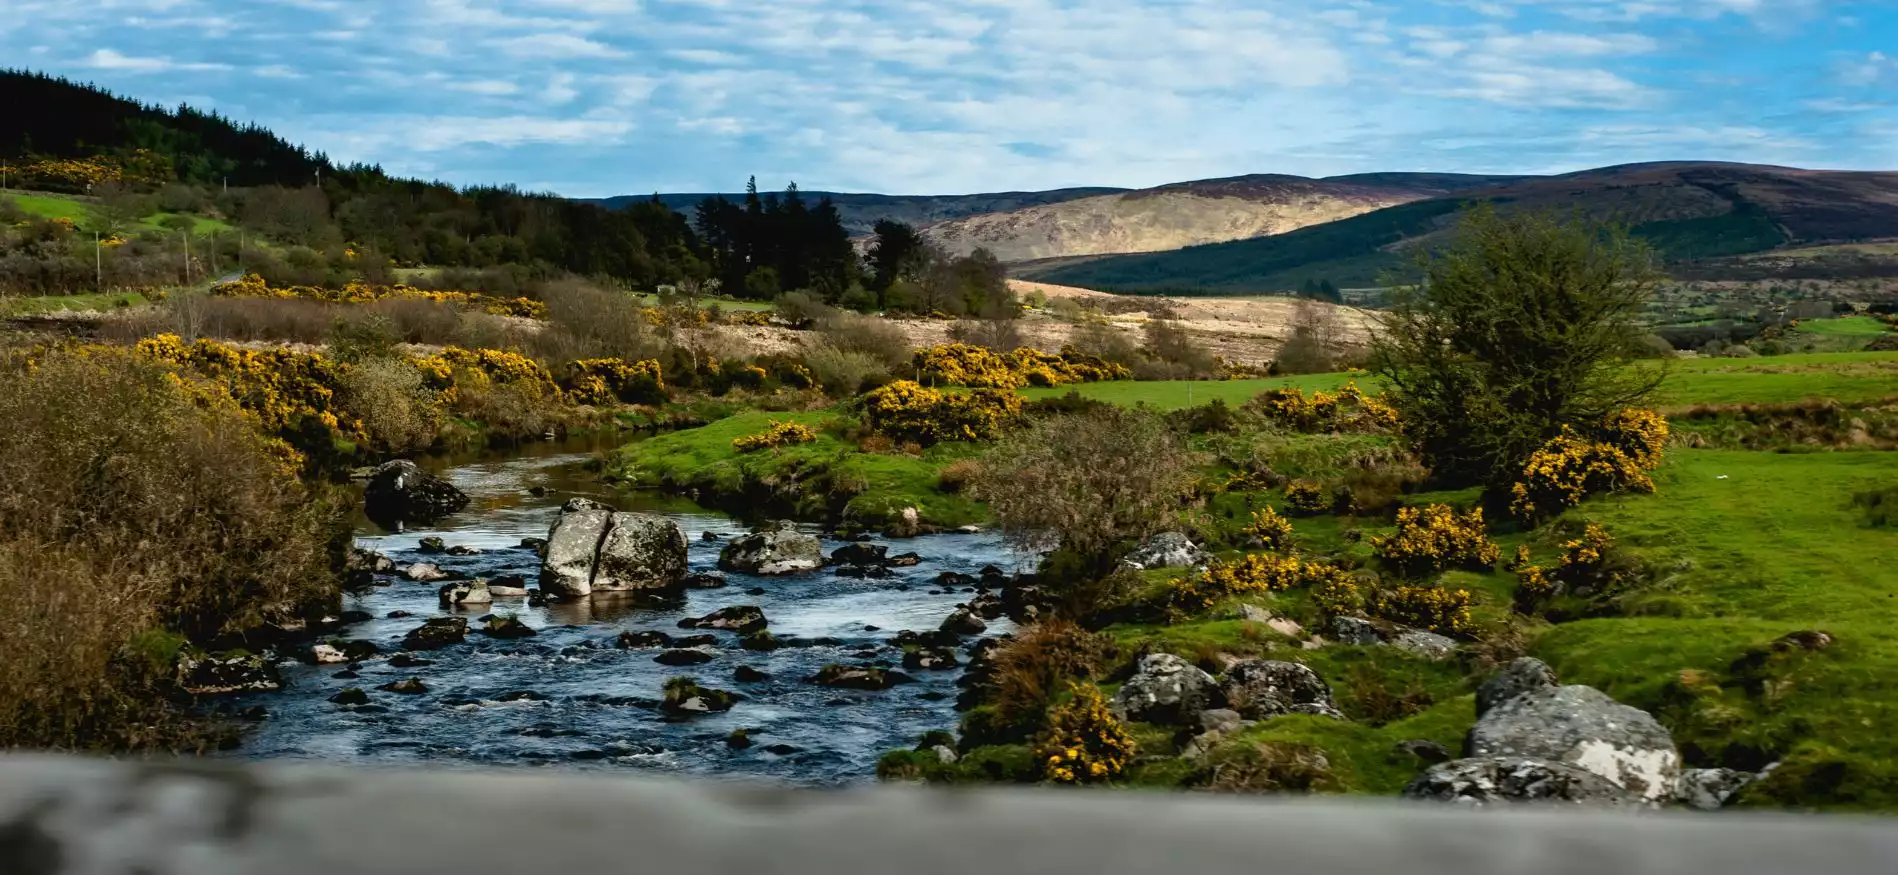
[227, 439, 1019, 785]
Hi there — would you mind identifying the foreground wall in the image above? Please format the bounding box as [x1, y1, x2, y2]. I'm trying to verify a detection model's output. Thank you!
[2, 754, 1895, 875]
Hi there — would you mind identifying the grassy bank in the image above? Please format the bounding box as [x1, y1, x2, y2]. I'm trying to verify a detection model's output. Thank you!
[612, 409, 986, 529]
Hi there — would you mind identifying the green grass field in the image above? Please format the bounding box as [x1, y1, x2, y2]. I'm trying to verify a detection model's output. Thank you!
[7, 191, 232, 236]
[0, 291, 148, 315]
[1797, 316, 1893, 338]
[1019, 352, 1898, 412]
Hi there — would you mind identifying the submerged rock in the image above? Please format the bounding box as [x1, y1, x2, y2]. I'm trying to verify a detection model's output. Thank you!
[364, 460, 469, 530]
[808, 664, 916, 691]
[329, 687, 371, 707]
[615, 630, 674, 649]
[378, 678, 429, 695]
[661, 680, 740, 715]
[540, 498, 690, 598]
[402, 617, 468, 651]
[829, 543, 889, 567]
[483, 616, 538, 639]
[679, 605, 768, 634]
[718, 520, 823, 575]
[654, 646, 720, 666]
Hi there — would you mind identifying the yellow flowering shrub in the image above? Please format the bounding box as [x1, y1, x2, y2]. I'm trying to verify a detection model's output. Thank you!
[859, 380, 1022, 445]
[1248, 382, 1399, 433]
[733, 420, 819, 453]
[562, 358, 666, 406]
[1372, 585, 1474, 635]
[1166, 553, 1348, 615]
[1508, 408, 1667, 523]
[1513, 522, 1634, 614]
[1309, 569, 1365, 617]
[1242, 507, 1294, 551]
[915, 344, 1024, 389]
[414, 347, 559, 404]
[1372, 504, 1500, 577]
[1037, 683, 1136, 785]
[135, 334, 362, 443]
[1284, 480, 1329, 516]
[211, 274, 549, 319]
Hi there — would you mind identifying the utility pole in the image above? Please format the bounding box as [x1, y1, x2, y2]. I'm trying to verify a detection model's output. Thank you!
[95, 232, 102, 292]
[183, 230, 192, 285]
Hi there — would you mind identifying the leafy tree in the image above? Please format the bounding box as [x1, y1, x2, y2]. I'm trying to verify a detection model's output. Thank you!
[1369, 205, 1663, 488]
[868, 220, 928, 292]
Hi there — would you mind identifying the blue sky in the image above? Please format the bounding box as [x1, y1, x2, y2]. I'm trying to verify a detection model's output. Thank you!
[5, 0, 1896, 196]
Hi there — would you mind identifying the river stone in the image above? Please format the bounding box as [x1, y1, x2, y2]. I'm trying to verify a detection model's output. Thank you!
[616, 630, 673, 649]
[488, 576, 531, 598]
[309, 643, 348, 665]
[680, 605, 768, 634]
[888, 552, 923, 567]
[484, 616, 538, 639]
[402, 617, 468, 651]
[1403, 756, 1641, 807]
[1219, 660, 1342, 721]
[902, 646, 960, 671]
[940, 607, 987, 636]
[1476, 657, 1560, 717]
[418, 537, 446, 554]
[439, 580, 492, 608]
[719, 521, 823, 575]
[347, 548, 396, 574]
[682, 572, 728, 589]
[403, 563, 451, 583]
[1110, 653, 1222, 726]
[830, 543, 889, 566]
[329, 688, 371, 707]
[378, 678, 428, 695]
[364, 460, 469, 530]
[1674, 768, 1755, 811]
[654, 646, 719, 666]
[177, 653, 281, 695]
[540, 499, 688, 597]
[1120, 532, 1210, 571]
[1465, 683, 1681, 804]
[809, 664, 916, 691]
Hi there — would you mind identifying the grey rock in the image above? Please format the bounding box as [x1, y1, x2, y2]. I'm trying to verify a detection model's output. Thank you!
[830, 543, 889, 566]
[347, 548, 396, 574]
[483, 616, 538, 639]
[680, 605, 768, 634]
[540, 500, 689, 597]
[418, 537, 446, 554]
[363, 460, 468, 529]
[1675, 768, 1754, 811]
[718, 521, 823, 575]
[1119, 532, 1210, 571]
[177, 653, 281, 695]
[1467, 684, 1681, 804]
[1110, 653, 1223, 726]
[439, 579, 492, 608]
[930, 745, 959, 765]
[1395, 739, 1452, 764]
[902, 646, 960, 671]
[402, 617, 468, 651]
[1476, 657, 1560, 717]
[309, 643, 348, 665]
[402, 563, 450, 583]
[445, 544, 482, 556]
[1199, 708, 1245, 735]
[1330, 616, 1384, 646]
[1404, 757, 1641, 807]
[940, 607, 987, 636]
[1220, 660, 1340, 721]
[1390, 629, 1458, 661]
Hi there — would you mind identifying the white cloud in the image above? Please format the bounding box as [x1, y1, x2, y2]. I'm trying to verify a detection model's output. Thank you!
[493, 32, 622, 58]
[83, 48, 230, 72]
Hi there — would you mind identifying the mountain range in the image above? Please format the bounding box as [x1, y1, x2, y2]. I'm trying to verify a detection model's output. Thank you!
[611, 162, 1898, 294]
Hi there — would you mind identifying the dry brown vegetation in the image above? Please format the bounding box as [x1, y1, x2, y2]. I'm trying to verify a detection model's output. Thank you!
[0, 350, 345, 750]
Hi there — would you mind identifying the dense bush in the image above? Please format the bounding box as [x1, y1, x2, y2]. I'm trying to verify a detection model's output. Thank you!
[337, 357, 442, 454]
[562, 358, 666, 406]
[1247, 382, 1399, 434]
[1242, 506, 1294, 550]
[1284, 480, 1330, 516]
[803, 343, 893, 395]
[1508, 408, 1668, 523]
[858, 380, 1022, 445]
[1036, 683, 1136, 785]
[1514, 522, 1645, 616]
[0, 349, 345, 750]
[1370, 584, 1475, 635]
[1372, 504, 1499, 578]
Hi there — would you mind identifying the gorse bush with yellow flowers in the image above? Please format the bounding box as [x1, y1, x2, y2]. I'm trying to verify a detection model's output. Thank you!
[1284, 480, 1330, 516]
[1372, 504, 1500, 578]
[732, 420, 819, 453]
[1248, 382, 1400, 434]
[859, 380, 1023, 445]
[1037, 683, 1136, 785]
[1509, 408, 1668, 524]
[1242, 506, 1294, 550]
[214, 274, 547, 319]
[1513, 522, 1644, 615]
[1165, 553, 1350, 614]
[1371, 585, 1475, 635]
[913, 343, 1132, 390]
[561, 358, 666, 406]
[135, 334, 362, 448]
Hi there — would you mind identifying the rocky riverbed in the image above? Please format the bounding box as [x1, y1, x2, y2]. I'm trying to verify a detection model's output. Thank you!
[223, 444, 1019, 785]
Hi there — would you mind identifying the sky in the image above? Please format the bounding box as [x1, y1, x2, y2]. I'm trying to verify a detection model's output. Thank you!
[4, 0, 1897, 197]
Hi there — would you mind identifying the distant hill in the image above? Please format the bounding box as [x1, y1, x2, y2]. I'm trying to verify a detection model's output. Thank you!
[920, 172, 1522, 262]
[589, 188, 1127, 237]
[1020, 163, 1898, 294]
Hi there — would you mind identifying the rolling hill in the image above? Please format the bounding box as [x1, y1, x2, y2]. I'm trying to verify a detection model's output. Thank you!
[1019, 162, 1898, 294]
[589, 188, 1127, 237]
[920, 172, 1523, 262]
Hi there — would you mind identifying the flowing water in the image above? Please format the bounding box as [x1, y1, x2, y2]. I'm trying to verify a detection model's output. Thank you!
[228, 439, 1019, 785]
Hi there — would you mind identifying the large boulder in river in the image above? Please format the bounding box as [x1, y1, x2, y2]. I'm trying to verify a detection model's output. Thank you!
[1462, 660, 1681, 805]
[1119, 532, 1210, 571]
[1219, 660, 1343, 720]
[718, 520, 822, 575]
[539, 498, 689, 598]
[1110, 653, 1223, 726]
[1403, 757, 1641, 808]
[363, 460, 468, 530]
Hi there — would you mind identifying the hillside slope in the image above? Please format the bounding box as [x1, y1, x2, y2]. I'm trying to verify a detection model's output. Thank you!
[1023, 163, 1898, 294]
[592, 188, 1126, 237]
[922, 173, 1522, 262]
